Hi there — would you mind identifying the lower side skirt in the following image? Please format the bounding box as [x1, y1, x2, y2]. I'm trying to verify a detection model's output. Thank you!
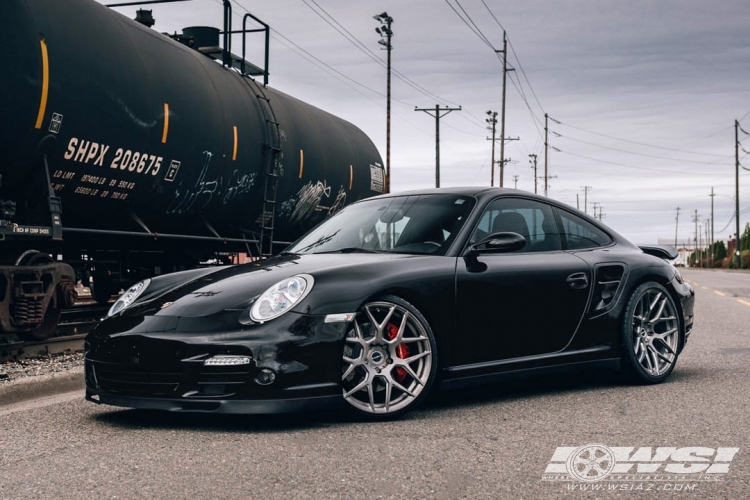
[439, 358, 621, 391]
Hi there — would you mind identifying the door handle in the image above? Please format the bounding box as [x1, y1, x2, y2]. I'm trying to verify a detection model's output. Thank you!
[566, 272, 589, 289]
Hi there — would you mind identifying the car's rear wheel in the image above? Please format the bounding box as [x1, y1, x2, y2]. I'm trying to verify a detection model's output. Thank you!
[341, 295, 437, 419]
[621, 282, 681, 384]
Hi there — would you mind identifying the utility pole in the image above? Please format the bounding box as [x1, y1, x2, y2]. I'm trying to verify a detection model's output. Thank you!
[374, 12, 393, 193]
[415, 104, 461, 188]
[709, 188, 715, 267]
[674, 207, 681, 248]
[486, 111, 498, 186]
[735, 119, 750, 267]
[498, 140, 519, 187]
[736, 119, 743, 268]
[581, 186, 592, 214]
[512, 175, 519, 189]
[593, 202, 600, 220]
[705, 218, 711, 267]
[529, 154, 538, 194]
[496, 31, 515, 188]
[543, 173, 558, 194]
[693, 209, 699, 268]
[544, 113, 549, 196]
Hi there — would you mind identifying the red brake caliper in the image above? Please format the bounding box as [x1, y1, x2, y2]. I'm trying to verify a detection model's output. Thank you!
[386, 322, 410, 383]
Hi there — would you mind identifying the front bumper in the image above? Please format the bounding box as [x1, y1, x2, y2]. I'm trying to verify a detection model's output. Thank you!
[85, 311, 348, 414]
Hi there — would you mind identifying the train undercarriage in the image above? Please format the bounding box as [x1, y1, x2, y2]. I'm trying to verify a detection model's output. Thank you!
[0, 155, 265, 341]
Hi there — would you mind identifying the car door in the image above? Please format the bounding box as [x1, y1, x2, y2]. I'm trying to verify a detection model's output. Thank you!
[453, 196, 591, 366]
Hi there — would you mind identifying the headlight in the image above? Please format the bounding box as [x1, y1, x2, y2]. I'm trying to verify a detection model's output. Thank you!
[107, 279, 151, 317]
[249, 274, 314, 323]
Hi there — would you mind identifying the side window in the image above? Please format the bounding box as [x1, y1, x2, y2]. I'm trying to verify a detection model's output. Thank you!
[558, 210, 612, 250]
[470, 198, 562, 253]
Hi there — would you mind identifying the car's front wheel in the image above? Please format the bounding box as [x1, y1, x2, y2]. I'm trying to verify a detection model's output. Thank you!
[341, 295, 437, 419]
[621, 281, 681, 384]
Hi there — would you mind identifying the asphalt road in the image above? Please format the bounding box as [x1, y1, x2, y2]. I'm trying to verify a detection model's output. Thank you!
[1, 268, 748, 499]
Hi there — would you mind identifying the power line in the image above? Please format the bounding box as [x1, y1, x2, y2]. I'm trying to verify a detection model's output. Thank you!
[551, 117, 730, 158]
[552, 148, 722, 177]
[481, 0, 545, 116]
[301, 0, 464, 109]
[443, 0, 546, 145]
[226, 0, 422, 106]
[551, 131, 733, 166]
[444, 0, 495, 49]
[455, 0, 496, 47]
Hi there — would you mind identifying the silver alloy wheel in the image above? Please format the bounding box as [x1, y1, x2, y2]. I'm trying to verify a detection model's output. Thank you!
[630, 288, 679, 377]
[341, 300, 433, 415]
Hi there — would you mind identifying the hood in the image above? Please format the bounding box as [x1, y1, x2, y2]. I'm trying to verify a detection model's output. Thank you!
[122, 252, 429, 318]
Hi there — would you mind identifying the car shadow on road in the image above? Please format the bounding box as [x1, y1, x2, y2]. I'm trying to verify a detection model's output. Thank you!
[428, 369, 624, 412]
[93, 405, 355, 434]
[91, 374, 613, 432]
[91, 366, 703, 432]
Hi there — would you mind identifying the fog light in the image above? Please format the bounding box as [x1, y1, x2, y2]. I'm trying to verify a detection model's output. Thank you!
[203, 355, 251, 366]
[254, 368, 276, 385]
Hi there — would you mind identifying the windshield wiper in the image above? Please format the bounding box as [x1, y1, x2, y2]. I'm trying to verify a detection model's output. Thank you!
[315, 247, 380, 254]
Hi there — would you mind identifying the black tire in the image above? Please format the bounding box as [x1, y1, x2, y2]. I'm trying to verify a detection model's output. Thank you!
[341, 294, 438, 420]
[621, 281, 681, 384]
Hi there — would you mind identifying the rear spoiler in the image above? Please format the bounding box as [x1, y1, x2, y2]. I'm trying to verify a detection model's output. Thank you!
[638, 244, 678, 260]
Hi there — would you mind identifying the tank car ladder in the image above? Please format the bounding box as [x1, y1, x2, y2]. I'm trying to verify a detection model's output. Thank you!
[246, 79, 281, 258]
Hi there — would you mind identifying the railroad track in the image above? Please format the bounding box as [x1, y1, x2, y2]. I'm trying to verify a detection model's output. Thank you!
[0, 303, 109, 363]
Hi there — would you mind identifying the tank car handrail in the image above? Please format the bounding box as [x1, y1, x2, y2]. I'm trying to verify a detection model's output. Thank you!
[64, 227, 259, 245]
[241, 13, 269, 85]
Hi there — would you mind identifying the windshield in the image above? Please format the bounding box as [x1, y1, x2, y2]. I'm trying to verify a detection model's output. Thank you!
[286, 194, 476, 255]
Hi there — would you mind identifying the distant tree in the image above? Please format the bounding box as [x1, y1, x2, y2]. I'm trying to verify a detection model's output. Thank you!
[742, 222, 750, 253]
[713, 240, 727, 261]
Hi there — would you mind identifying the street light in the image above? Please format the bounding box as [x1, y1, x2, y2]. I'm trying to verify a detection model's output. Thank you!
[374, 12, 393, 193]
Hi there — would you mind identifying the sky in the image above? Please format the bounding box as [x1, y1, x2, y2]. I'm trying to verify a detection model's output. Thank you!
[102, 0, 750, 245]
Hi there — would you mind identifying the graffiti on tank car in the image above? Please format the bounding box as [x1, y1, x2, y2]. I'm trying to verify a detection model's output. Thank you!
[290, 180, 331, 224]
[167, 151, 220, 214]
[223, 170, 256, 204]
[287, 182, 346, 222]
[328, 186, 347, 217]
[278, 197, 297, 218]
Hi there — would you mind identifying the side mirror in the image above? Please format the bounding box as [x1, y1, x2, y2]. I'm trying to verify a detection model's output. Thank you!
[468, 232, 526, 255]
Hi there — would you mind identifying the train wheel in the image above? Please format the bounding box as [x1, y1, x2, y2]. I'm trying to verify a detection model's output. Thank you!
[14, 251, 60, 341]
[19, 304, 61, 341]
[15, 249, 51, 266]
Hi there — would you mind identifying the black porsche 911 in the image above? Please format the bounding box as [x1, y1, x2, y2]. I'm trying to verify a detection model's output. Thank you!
[85, 187, 695, 419]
